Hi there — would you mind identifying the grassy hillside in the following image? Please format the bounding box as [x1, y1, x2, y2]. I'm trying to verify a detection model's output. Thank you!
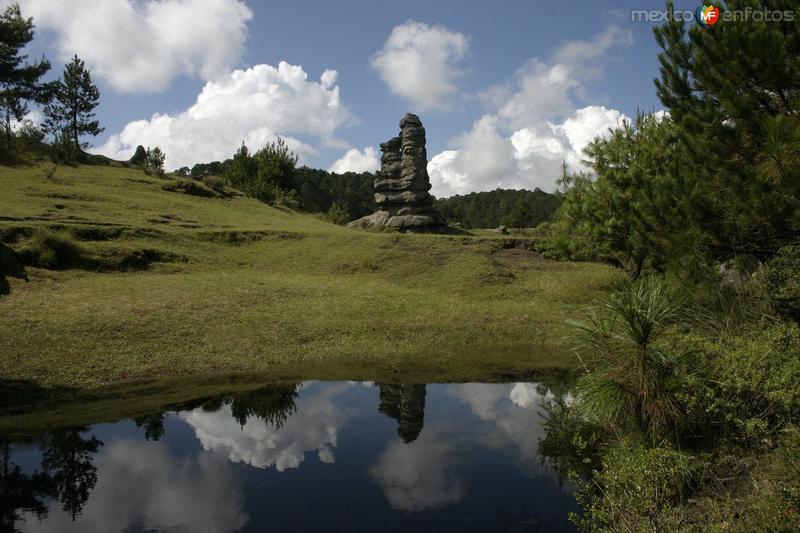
[0, 163, 616, 397]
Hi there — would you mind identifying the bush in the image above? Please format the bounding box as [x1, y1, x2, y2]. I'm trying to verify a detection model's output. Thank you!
[161, 179, 217, 198]
[696, 322, 800, 442]
[15, 119, 46, 158]
[274, 188, 300, 209]
[538, 397, 605, 480]
[202, 175, 225, 191]
[755, 244, 800, 322]
[19, 229, 85, 269]
[324, 203, 349, 225]
[569, 276, 699, 442]
[574, 443, 696, 532]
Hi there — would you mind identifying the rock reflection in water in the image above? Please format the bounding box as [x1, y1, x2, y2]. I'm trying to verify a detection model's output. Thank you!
[377, 383, 426, 443]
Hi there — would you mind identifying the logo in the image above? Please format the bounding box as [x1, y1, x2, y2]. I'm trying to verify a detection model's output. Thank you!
[696, 4, 720, 27]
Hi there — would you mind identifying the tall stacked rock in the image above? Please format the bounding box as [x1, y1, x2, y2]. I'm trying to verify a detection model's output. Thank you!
[348, 113, 445, 232]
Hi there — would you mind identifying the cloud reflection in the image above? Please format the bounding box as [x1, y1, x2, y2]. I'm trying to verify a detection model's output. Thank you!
[370, 431, 464, 512]
[180, 382, 354, 471]
[21, 440, 247, 533]
[448, 382, 554, 471]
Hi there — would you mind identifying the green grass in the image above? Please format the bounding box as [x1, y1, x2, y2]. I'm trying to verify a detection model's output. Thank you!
[0, 163, 617, 406]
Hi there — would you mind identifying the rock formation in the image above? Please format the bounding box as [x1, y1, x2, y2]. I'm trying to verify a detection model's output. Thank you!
[128, 145, 147, 166]
[348, 113, 445, 232]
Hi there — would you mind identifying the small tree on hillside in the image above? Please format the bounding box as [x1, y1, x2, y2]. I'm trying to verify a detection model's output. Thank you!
[253, 137, 298, 191]
[0, 4, 54, 159]
[44, 55, 103, 159]
[144, 146, 165, 177]
[224, 138, 299, 203]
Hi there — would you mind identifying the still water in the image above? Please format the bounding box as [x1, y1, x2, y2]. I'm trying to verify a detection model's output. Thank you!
[2, 381, 578, 532]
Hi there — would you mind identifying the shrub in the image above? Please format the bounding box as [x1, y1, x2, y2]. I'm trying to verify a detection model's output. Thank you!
[569, 276, 699, 442]
[574, 443, 696, 532]
[755, 244, 800, 322]
[15, 119, 46, 158]
[19, 229, 85, 269]
[538, 397, 605, 480]
[696, 322, 800, 442]
[273, 187, 301, 209]
[161, 179, 216, 198]
[202, 175, 225, 191]
[325, 203, 349, 225]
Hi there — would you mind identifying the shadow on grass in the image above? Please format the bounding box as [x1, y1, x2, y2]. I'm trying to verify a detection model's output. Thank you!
[0, 379, 78, 416]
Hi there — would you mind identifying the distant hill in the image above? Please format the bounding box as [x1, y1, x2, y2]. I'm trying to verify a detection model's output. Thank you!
[434, 188, 561, 229]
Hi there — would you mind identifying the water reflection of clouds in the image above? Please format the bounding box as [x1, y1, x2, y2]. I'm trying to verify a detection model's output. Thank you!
[181, 382, 354, 471]
[369, 383, 557, 512]
[20, 440, 247, 533]
[448, 382, 555, 473]
[370, 430, 465, 512]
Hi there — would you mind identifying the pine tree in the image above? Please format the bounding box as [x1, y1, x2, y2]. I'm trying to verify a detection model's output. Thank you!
[653, 0, 800, 262]
[44, 55, 103, 158]
[0, 4, 53, 158]
[144, 146, 165, 177]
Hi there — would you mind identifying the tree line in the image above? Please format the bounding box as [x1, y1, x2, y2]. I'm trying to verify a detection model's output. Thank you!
[434, 188, 560, 229]
[184, 148, 561, 228]
[1, 4, 103, 163]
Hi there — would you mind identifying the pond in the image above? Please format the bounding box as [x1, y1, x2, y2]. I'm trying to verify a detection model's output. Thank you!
[1, 381, 579, 532]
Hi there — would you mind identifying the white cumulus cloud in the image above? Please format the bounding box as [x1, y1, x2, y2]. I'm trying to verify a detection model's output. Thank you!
[428, 26, 633, 197]
[93, 62, 352, 170]
[11, 0, 252, 93]
[329, 146, 380, 174]
[371, 21, 469, 111]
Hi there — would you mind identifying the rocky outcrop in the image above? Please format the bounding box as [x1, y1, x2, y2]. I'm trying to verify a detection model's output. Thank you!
[494, 225, 509, 234]
[128, 145, 147, 166]
[348, 114, 445, 232]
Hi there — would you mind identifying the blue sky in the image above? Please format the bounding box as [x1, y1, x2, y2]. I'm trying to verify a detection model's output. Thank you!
[9, 0, 699, 195]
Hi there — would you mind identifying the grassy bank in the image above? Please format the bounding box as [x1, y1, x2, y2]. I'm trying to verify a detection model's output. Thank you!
[0, 164, 616, 400]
